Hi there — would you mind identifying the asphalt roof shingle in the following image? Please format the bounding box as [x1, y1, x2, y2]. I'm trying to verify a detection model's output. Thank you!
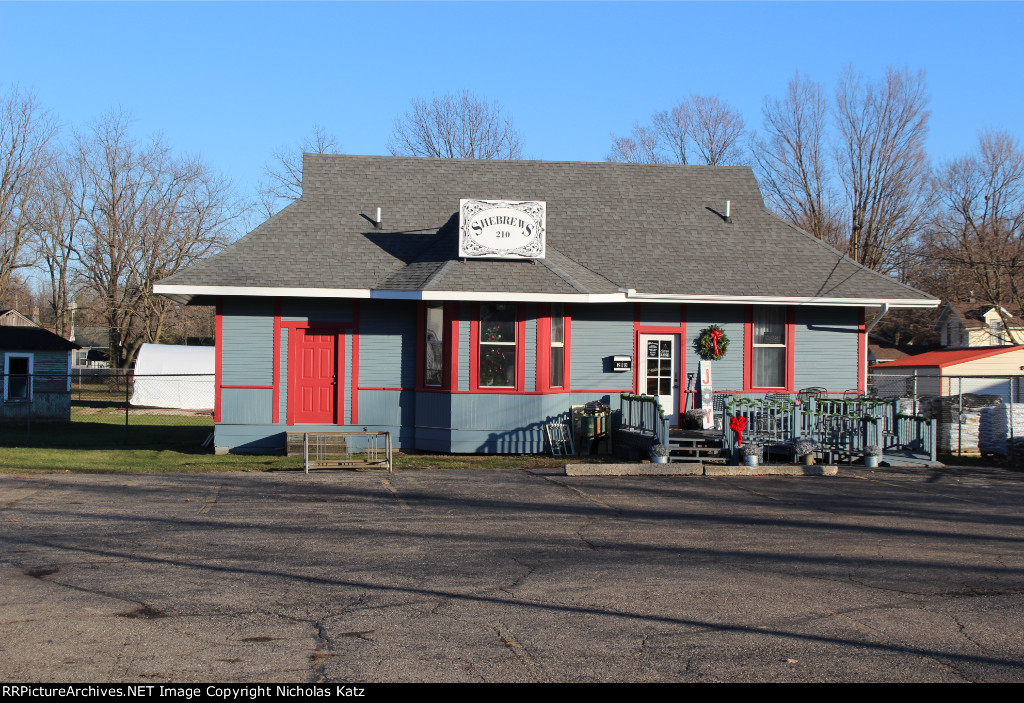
[159, 155, 935, 304]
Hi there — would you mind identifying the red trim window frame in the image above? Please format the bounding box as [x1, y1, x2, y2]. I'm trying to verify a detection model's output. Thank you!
[416, 301, 458, 392]
[537, 303, 572, 392]
[469, 302, 526, 393]
[744, 305, 795, 392]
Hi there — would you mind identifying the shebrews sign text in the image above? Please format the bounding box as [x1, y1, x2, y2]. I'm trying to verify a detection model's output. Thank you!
[459, 200, 546, 259]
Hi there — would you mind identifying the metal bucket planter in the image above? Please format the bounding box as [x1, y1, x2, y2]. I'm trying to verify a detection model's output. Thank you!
[742, 455, 759, 467]
[651, 455, 669, 464]
[864, 455, 880, 468]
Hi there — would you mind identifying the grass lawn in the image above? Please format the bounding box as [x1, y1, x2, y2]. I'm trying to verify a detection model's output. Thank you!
[0, 447, 600, 474]
[0, 401, 621, 473]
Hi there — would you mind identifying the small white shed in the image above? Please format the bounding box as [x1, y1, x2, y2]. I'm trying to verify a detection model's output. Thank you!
[131, 344, 214, 410]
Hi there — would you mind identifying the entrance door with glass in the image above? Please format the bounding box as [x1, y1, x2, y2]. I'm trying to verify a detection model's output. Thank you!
[639, 334, 679, 425]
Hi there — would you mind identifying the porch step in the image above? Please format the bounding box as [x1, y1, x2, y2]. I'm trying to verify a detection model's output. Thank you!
[667, 433, 725, 463]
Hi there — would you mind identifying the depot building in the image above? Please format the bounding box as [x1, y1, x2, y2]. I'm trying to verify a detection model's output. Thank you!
[154, 155, 936, 454]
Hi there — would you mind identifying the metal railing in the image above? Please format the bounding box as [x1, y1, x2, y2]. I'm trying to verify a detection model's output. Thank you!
[722, 394, 937, 463]
[619, 393, 669, 445]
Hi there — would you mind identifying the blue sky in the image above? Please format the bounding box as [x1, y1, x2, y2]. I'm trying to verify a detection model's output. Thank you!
[2, 1, 1022, 200]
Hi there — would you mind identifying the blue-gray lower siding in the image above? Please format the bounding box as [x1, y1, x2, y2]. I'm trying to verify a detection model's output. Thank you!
[216, 390, 621, 453]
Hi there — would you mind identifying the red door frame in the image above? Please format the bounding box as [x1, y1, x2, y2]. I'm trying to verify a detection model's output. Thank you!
[283, 322, 351, 425]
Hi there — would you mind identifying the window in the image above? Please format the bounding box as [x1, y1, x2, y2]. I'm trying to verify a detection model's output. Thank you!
[4, 354, 32, 401]
[989, 320, 1005, 345]
[550, 303, 565, 388]
[479, 303, 517, 388]
[424, 302, 444, 386]
[751, 308, 787, 388]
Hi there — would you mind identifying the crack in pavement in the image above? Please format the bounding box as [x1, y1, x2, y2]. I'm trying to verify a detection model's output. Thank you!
[500, 558, 536, 596]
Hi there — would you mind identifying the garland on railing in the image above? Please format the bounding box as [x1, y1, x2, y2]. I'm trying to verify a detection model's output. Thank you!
[620, 392, 666, 420]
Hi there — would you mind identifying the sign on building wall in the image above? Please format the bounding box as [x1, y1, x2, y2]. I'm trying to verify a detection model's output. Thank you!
[459, 200, 546, 259]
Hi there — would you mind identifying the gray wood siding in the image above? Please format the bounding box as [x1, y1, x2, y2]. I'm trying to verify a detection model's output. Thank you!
[358, 300, 416, 388]
[685, 304, 744, 391]
[525, 304, 537, 393]
[2, 350, 70, 394]
[458, 303, 470, 391]
[357, 389, 415, 428]
[222, 299, 274, 386]
[447, 392, 621, 453]
[279, 328, 288, 422]
[570, 304, 634, 390]
[221, 388, 273, 424]
[639, 303, 682, 327]
[343, 333, 352, 424]
[794, 307, 859, 391]
[281, 298, 353, 322]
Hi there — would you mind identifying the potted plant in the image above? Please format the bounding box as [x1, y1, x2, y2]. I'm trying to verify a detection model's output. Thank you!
[649, 444, 671, 464]
[792, 438, 820, 466]
[683, 409, 707, 430]
[862, 445, 882, 468]
[740, 443, 761, 467]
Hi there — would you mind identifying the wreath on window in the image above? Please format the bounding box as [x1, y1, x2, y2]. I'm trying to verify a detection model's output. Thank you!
[697, 325, 730, 361]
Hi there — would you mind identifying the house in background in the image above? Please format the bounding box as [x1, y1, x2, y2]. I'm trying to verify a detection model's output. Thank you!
[70, 326, 111, 368]
[0, 309, 40, 328]
[934, 302, 1024, 347]
[0, 326, 79, 420]
[871, 345, 1024, 402]
[155, 155, 937, 454]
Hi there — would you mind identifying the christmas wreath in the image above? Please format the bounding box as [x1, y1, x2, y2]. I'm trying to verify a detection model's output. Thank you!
[697, 325, 730, 360]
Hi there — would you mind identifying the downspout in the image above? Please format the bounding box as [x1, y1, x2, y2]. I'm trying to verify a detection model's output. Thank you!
[864, 304, 890, 394]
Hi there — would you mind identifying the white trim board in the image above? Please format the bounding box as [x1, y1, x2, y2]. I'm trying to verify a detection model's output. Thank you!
[155, 283, 938, 308]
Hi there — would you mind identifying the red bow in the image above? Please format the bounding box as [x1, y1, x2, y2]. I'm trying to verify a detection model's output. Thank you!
[709, 328, 722, 356]
[729, 416, 747, 446]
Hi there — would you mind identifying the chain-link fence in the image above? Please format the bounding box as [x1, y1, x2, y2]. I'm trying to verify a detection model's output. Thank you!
[1, 371, 214, 448]
[868, 371, 1024, 457]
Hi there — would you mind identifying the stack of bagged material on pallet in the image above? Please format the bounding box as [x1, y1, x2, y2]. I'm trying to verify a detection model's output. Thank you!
[938, 395, 1002, 454]
[978, 403, 1024, 456]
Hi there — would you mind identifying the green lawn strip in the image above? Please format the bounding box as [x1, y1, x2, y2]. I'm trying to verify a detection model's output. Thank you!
[0, 447, 297, 473]
[0, 446, 618, 473]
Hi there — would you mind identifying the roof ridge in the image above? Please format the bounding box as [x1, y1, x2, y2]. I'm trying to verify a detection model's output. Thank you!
[537, 251, 590, 294]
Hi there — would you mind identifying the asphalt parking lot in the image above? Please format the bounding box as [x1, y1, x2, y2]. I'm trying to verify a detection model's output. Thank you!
[1, 465, 1023, 683]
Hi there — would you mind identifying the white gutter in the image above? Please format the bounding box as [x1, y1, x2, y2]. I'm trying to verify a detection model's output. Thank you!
[154, 283, 939, 308]
[623, 289, 938, 309]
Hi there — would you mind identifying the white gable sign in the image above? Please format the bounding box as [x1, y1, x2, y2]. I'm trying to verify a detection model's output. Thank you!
[459, 199, 546, 259]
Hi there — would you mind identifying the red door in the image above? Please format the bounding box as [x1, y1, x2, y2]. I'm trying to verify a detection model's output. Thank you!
[292, 329, 339, 424]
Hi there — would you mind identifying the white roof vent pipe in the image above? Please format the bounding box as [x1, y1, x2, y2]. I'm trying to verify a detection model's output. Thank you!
[375, 207, 382, 230]
[726, 200, 732, 224]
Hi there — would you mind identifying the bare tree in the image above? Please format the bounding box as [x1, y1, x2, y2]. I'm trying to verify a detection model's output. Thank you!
[0, 87, 56, 299]
[834, 66, 932, 272]
[607, 95, 746, 166]
[258, 125, 341, 217]
[33, 147, 85, 337]
[74, 112, 237, 367]
[690, 95, 747, 166]
[607, 123, 664, 164]
[388, 91, 523, 160]
[930, 131, 1024, 329]
[752, 72, 843, 246]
